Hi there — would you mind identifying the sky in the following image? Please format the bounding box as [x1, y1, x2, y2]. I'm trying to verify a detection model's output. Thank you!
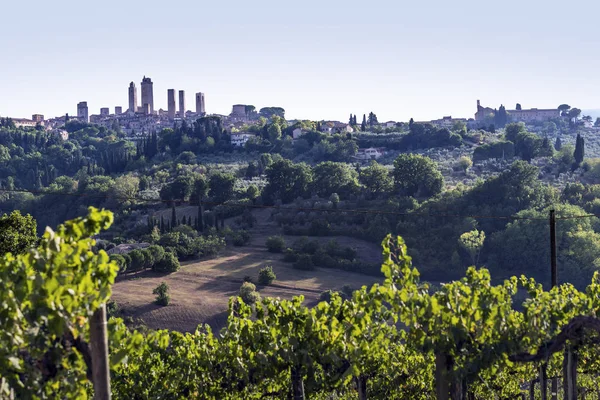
[1, 0, 600, 122]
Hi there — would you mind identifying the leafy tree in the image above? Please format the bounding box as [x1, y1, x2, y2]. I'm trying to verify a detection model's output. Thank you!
[153, 282, 170, 306]
[311, 161, 359, 198]
[367, 112, 378, 127]
[258, 107, 285, 119]
[0, 211, 37, 255]
[393, 154, 443, 197]
[153, 251, 180, 273]
[504, 122, 527, 143]
[558, 104, 571, 116]
[112, 174, 140, 201]
[516, 103, 522, 110]
[128, 249, 146, 271]
[359, 161, 393, 198]
[267, 123, 282, 142]
[263, 159, 312, 204]
[458, 229, 485, 266]
[209, 172, 236, 204]
[456, 156, 473, 172]
[568, 108, 582, 123]
[161, 174, 195, 202]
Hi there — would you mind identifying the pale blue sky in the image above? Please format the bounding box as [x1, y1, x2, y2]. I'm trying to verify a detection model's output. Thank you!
[1, 0, 599, 122]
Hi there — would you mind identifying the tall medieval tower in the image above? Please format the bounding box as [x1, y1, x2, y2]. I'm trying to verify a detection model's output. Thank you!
[178, 90, 186, 118]
[128, 82, 138, 113]
[167, 89, 176, 119]
[195, 92, 205, 115]
[141, 76, 154, 114]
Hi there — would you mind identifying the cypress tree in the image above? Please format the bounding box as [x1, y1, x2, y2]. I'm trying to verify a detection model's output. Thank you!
[198, 204, 204, 232]
[574, 134, 585, 165]
[361, 114, 367, 131]
[171, 204, 177, 228]
[188, 216, 192, 226]
[555, 136, 562, 151]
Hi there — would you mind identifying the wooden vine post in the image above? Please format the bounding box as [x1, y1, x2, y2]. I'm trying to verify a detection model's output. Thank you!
[291, 366, 305, 400]
[540, 363, 547, 400]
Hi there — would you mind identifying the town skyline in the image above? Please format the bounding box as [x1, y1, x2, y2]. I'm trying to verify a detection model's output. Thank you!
[2, 0, 600, 122]
[2, 73, 596, 123]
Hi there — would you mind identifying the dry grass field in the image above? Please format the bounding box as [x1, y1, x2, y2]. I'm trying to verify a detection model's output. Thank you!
[111, 208, 384, 332]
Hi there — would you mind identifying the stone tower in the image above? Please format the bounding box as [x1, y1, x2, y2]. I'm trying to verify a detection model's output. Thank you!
[178, 90, 186, 118]
[128, 82, 138, 113]
[167, 89, 176, 119]
[195, 92, 205, 115]
[141, 76, 154, 114]
[77, 101, 89, 123]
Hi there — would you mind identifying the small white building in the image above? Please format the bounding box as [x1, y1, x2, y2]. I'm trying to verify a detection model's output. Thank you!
[292, 128, 304, 140]
[231, 133, 255, 147]
[356, 147, 385, 161]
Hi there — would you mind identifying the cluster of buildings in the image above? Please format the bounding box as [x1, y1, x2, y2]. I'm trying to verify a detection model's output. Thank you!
[4, 92, 579, 154]
[64, 77, 209, 136]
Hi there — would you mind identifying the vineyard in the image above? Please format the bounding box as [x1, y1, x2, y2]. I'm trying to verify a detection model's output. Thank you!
[4, 208, 600, 399]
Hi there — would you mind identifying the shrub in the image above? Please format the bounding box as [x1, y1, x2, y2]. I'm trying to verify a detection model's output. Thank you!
[153, 251, 180, 273]
[266, 236, 286, 253]
[140, 248, 154, 269]
[128, 249, 146, 272]
[147, 245, 166, 264]
[239, 282, 261, 305]
[309, 219, 331, 236]
[232, 230, 251, 246]
[319, 290, 336, 302]
[293, 254, 315, 271]
[283, 248, 299, 263]
[153, 282, 170, 306]
[258, 264, 276, 285]
[243, 275, 253, 283]
[122, 253, 132, 268]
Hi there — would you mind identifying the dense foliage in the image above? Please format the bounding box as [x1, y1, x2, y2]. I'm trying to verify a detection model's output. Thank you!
[6, 210, 600, 399]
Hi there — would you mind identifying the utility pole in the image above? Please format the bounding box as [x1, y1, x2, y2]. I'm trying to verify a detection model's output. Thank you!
[90, 304, 111, 399]
[550, 209, 557, 288]
[549, 209, 558, 400]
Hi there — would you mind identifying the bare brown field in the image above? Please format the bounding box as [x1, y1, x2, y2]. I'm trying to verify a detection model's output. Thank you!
[111, 208, 384, 333]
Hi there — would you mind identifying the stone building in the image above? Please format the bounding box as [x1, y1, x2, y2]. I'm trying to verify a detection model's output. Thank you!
[195, 92, 205, 115]
[178, 90, 185, 118]
[141, 76, 154, 114]
[31, 114, 44, 122]
[128, 82, 138, 113]
[475, 100, 560, 123]
[167, 89, 176, 119]
[100, 108, 110, 116]
[77, 101, 89, 122]
[115, 106, 123, 115]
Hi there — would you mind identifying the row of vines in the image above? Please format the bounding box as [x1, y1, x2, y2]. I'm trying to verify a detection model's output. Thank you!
[3, 208, 600, 399]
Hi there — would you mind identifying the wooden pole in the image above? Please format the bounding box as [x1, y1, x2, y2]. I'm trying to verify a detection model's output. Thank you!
[90, 304, 111, 400]
[551, 377, 558, 400]
[540, 364, 548, 400]
[550, 209, 557, 288]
